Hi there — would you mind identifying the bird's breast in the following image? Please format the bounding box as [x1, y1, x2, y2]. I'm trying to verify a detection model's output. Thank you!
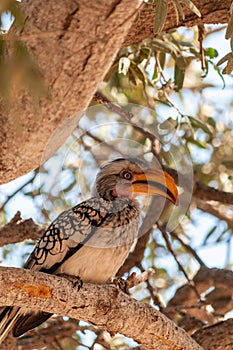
[55, 244, 133, 283]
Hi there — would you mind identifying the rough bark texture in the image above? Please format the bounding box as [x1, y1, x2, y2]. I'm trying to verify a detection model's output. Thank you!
[124, 0, 231, 46]
[0, 0, 232, 184]
[0, 266, 203, 350]
[193, 319, 233, 350]
[0, 211, 44, 247]
[0, 0, 142, 184]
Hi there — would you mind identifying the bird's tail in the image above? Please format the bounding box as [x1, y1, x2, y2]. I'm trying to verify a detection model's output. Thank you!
[0, 306, 21, 344]
[0, 306, 52, 343]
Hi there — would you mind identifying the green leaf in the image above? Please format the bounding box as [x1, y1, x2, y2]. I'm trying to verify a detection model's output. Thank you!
[129, 63, 145, 84]
[187, 138, 208, 149]
[152, 64, 158, 81]
[154, 0, 168, 34]
[204, 47, 218, 59]
[153, 98, 171, 107]
[189, 47, 200, 57]
[208, 60, 225, 88]
[128, 68, 137, 85]
[152, 39, 180, 55]
[158, 52, 166, 69]
[177, 40, 193, 48]
[174, 64, 185, 91]
[188, 116, 212, 134]
[173, 55, 188, 69]
[207, 117, 216, 128]
[140, 46, 151, 60]
[180, 0, 201, 17]
[171, 0, 185, 20]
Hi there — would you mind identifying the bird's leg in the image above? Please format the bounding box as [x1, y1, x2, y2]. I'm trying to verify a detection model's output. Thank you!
[110, 276, 130, 294]
[57, 273, 83, 291]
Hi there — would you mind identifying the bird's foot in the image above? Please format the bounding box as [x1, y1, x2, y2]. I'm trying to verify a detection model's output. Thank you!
[57, 273, 83, 291]
[111, 277, 129, 294]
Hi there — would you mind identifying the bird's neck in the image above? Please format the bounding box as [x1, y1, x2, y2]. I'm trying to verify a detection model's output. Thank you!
[93, 195, 139, 219]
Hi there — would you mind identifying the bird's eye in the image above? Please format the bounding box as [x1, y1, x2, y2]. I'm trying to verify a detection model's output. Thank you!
[121, 170, 133, 181]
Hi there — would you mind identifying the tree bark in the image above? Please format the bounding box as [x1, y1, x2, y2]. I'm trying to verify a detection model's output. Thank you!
[192, 319, 233, 350]
[124, 0, 231, 46]
[0, 0, 142, 184]
[0, 211, 44, 247]
[0, 266, 203, 350]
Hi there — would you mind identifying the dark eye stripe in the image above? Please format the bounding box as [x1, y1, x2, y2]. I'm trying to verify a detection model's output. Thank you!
[133, 180, 176, 202]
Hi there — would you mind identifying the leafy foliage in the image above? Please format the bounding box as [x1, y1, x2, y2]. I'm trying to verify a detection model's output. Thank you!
[146, 0, 201, 34]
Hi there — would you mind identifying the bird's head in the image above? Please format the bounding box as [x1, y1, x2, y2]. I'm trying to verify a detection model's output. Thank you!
[95, 158, 178, 204]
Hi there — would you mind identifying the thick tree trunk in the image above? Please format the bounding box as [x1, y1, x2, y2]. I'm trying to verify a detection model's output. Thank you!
[0, 0, 142, 184]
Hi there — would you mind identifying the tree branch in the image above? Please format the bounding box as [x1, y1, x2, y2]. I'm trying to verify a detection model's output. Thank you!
[192, 319, 233, 350]
[196, 200, 233, 228]
[124, 0, 231, 46]
[0, 266, 203, 350]
[0, 212, 44, 247]
[194, 182, 233, 205]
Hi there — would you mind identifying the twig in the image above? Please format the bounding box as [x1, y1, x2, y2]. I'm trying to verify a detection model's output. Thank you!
[170, 230, 206, 267]
[126, 268, 156, 289]
[157, 223, 202, 302]
[93, 91, 162, 164]
[198, 23, 206, 71]
[93, 92, 134, 121]
[138, 262, 163, 307]
[0, 169, 38, 212]
[225, 234, 232, 267]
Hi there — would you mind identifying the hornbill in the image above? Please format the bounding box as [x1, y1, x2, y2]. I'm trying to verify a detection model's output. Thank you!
[0, 158, 178, 342]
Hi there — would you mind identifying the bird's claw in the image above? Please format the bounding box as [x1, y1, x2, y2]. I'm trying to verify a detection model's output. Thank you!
[111, 277, 129, 294]
[57, 273, 83, 291]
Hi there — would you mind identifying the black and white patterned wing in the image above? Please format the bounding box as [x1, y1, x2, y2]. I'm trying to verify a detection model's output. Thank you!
[25, 199, 102, 273]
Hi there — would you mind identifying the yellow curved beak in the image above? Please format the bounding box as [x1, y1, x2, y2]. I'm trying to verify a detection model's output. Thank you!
[131, 168, 178, 205]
